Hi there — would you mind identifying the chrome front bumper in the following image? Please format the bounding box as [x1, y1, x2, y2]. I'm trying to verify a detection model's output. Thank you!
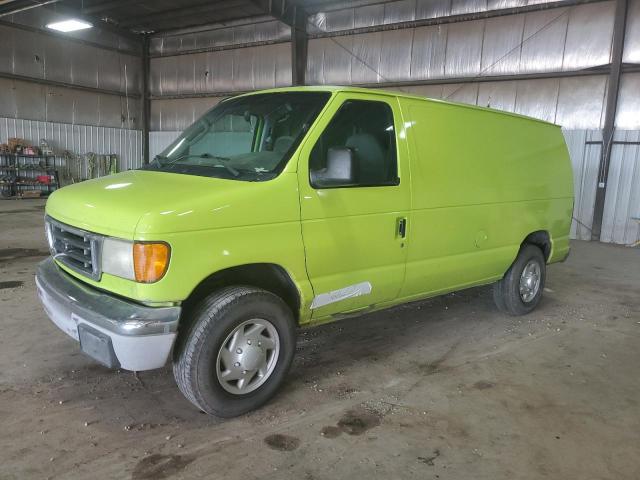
[35, 257, 181, 371]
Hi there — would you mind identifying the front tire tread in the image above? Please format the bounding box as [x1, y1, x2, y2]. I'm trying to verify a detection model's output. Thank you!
[172, 286, 295, 417]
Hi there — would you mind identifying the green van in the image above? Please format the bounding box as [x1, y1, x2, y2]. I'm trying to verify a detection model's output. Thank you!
[36, 86, 573, 417]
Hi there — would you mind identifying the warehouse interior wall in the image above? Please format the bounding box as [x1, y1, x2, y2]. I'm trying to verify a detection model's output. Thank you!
[148, 0, 640, 245]
[148, 0, 640, 130]
[1, 0, 637, 244]
[0, 8, 144, 170]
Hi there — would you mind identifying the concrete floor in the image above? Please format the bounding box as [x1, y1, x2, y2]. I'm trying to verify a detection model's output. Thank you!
[0, 199, 639, 480]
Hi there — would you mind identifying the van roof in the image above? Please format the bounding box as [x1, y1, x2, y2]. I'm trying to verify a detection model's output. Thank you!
[236, 85, 558, 128]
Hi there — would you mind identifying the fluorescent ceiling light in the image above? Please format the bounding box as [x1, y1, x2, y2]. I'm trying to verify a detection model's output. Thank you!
[46, 19, 92, 32]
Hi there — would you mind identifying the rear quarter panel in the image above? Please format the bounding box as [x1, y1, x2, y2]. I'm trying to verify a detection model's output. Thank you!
[399, 97, 573, 300]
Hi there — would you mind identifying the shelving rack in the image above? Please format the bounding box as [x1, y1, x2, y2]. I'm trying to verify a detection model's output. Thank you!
[0, 153, 60, 199]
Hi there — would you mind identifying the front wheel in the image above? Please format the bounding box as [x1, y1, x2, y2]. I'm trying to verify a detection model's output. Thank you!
[493, 244, 546, 316]
[172, 286, 296, 417]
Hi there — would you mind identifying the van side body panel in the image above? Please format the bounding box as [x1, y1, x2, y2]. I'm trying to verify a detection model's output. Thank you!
[397, 97, 573, 301]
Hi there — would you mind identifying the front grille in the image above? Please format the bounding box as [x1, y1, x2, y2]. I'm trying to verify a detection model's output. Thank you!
[47, 217, 102, 280]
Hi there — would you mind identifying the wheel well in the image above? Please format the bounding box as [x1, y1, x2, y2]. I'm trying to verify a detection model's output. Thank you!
[522, 231, 551, 261]
[182, 263, 301, 323]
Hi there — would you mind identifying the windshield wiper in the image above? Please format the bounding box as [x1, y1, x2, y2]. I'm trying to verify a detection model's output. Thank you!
[152, 154, 167, 165]
[213, 162, 240, 177]
[160, 153, 240, 177]
[162, 152, 230, 164]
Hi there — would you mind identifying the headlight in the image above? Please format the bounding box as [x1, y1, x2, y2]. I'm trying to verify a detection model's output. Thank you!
[101, 238, 135, 280]
[101, 238, 170, 283]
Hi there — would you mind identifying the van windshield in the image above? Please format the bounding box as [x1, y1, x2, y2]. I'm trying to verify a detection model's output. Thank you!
[142, 92, 330, 181]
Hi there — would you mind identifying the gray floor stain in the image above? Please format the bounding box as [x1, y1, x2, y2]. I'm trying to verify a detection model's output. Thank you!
[0, 248, 48, 263]
[264, 434, 301, 451]
[131, 454, 194, 480]
[336, 407, 382, 436]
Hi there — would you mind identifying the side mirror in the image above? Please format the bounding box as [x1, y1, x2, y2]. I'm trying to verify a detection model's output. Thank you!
[310, 147, 356, 188]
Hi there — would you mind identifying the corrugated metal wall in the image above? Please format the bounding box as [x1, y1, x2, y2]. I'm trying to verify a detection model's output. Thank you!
[0, 24, 142, 94]
[150, 97, 223, 132]
[148, 0, 640, 131]
[150, 131, 181, 160]
[304, 1, 638, 129]
[1, 116, 144, 173]
[144, 0, 640, 245]
[0, 9, 142, 129]
[149, 42, 291, 99]
[602, 130, 640, 245]
[564, 130, 602, 241]
[0, 8, 144, 185]
[308, 2, 615, 80]
[0, 77, 141, 129]
[148, 18, 292, 131]
[623, 0, 640, 63]
[377, 79, 608, 129]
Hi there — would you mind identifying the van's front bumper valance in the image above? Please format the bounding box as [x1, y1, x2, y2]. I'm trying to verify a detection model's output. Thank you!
[35, 258, 180, 371]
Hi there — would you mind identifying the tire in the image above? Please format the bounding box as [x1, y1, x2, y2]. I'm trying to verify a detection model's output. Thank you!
[493, 244, 546, 316]
[172, 286, 296, 417]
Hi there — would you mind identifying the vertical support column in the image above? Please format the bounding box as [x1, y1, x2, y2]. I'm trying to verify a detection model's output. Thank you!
[142, 34, 151, 164]
[591, 0, 628, 240]
[291, 5, 308, 86]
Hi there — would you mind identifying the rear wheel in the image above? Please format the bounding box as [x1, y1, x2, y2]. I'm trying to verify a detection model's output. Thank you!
[493, 244, 546, 316]
[173, 286, 296, 417]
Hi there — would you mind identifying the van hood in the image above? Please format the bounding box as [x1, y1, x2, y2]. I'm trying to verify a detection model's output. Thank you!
[46, 170, 298, 238]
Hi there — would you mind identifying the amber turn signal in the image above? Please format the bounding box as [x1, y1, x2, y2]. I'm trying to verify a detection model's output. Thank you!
[133, 242, 170, 283]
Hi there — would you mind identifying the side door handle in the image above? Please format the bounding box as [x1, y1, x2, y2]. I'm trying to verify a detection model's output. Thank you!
[398, 217, 407, 238]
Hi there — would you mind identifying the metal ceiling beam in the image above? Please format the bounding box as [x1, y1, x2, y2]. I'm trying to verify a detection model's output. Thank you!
[41, 2, 143, 43]
[590, 0, 629, 241]
[150, 37, 290, 58]
[117, 0, 250, 28]
[152, 15, 274, 35]
[0, 18, 141, 55]
[249, 0, 297, 26]
[301, 0, 396, 14]
[0, 0, 141, 41]
[82, 0, 144, 15]
[0, 0, 62, 17]
[150, 14, 275, 37]
[307, 0, 608, 38]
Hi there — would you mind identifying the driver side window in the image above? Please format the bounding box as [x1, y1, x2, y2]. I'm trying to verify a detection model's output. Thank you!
[309, 100, 398, 189]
